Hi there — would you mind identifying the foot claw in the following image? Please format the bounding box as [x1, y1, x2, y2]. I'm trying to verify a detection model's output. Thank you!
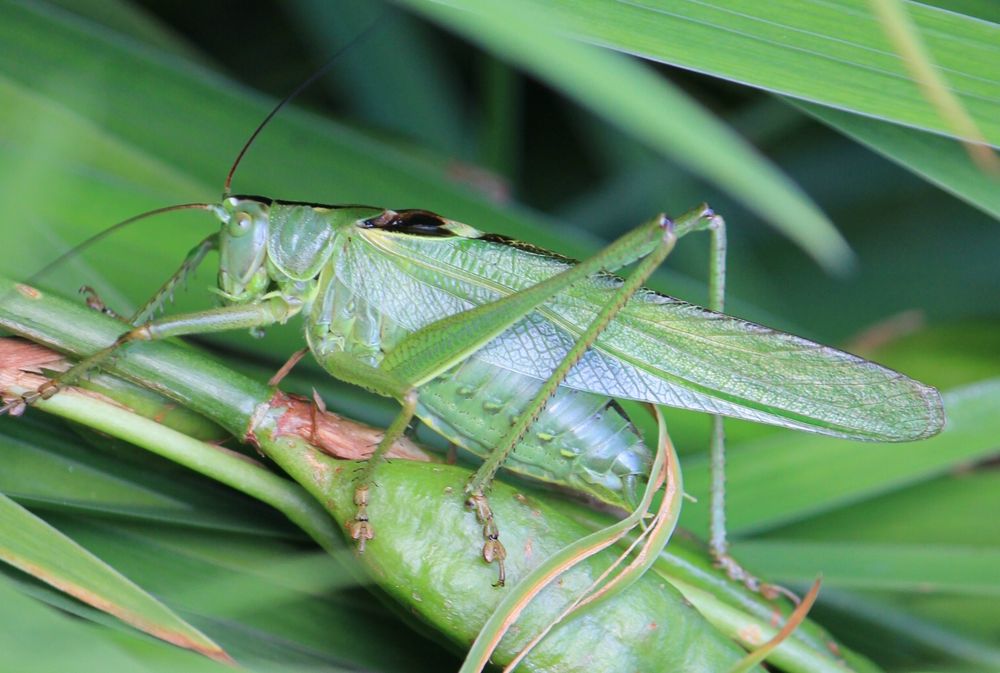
[79, 286, 121, 319]
[37, 380, 60, 400]
[1, 383, 56, 417]
[347, 519, 374, 553]
[349, 484, 374, 553]
[467, 492, 506, 587]
[483, 537, 507, 587]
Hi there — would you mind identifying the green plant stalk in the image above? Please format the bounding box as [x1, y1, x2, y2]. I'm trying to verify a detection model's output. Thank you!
[77, 370, 228, 442]
[7, 386, 340, 555]
[0, 278, 879, 672]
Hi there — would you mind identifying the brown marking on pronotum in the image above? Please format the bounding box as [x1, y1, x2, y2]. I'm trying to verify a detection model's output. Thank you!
[360, 209, 397, 228]
[7, 556, 233, 663]
[361, 208, 452, 236]
[396, 209, 449, 229]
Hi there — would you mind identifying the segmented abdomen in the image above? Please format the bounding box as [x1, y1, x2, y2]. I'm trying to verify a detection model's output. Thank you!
[418, 358, 651, 509]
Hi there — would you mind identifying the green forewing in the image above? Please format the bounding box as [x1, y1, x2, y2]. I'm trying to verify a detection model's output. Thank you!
[344, 222, 943, 442]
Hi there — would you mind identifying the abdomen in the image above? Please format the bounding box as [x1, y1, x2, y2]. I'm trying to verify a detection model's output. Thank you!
[418, 358, 650, 509]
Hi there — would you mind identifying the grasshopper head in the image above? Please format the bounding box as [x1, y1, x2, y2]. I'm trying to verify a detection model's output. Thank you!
[216, 196, 271, 303]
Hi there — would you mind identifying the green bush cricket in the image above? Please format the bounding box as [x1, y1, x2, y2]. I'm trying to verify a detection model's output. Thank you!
[1, 40, 946, 594]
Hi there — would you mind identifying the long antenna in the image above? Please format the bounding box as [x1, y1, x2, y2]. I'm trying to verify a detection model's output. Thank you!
[223, 12, 388, 197]
[20, 203, 217, 290]
[16, 12, 388, 298]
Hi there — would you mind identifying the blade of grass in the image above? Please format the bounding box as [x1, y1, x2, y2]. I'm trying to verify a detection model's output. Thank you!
[21, 387, 341, 553]
[816, 588, 1000, 667]
[0, 574, 232, 673]
[41, 517, 419, 671]
[771, 471, 1000, 547]
[494, 0, 1000, 146]
[399, 0, 853, 271]
[0, 492, 231, 662]
[797, 101, 1000, 220]
[870, 0, 1000, 173]
[732, 540, 1000, 595]
[0, 417, 293, 535]
[681, 379, 1000, 535]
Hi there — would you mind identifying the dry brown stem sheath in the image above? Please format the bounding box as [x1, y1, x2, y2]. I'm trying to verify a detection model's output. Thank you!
[0, 338, 431, 463]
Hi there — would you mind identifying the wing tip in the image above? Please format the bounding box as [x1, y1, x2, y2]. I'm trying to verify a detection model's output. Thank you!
[911, 381, 947, 440]
[876, 380, 946, 442]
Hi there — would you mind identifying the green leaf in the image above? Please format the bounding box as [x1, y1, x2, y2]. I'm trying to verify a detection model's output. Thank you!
[463, 0, 1000, 235]
[400, 0, 852, 270]
[39, 517, 421, 671]
[798, 102, 1000, 221]
[732, 540, 1000, 595]
[766, 470, 1000, 549]
[0, 417, 293, 536]
[0, 574, 231, 673]
[0, 492, 230, 661]
[681, 379, 1000, 535]
[501, 0, 1000, 146]
[816, 589, 1000, 668]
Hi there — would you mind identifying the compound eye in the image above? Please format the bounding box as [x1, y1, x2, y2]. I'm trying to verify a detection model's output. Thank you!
[229, 212, 253, 237]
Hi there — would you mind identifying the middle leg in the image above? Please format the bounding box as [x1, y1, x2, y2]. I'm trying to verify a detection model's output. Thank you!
[464, 212, 685, 586]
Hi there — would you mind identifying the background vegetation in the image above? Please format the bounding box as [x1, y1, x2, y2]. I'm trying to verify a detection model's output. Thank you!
[0, 0, 998, 670]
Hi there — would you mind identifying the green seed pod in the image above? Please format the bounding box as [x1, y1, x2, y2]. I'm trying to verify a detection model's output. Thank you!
[297, 455, 758, 672]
